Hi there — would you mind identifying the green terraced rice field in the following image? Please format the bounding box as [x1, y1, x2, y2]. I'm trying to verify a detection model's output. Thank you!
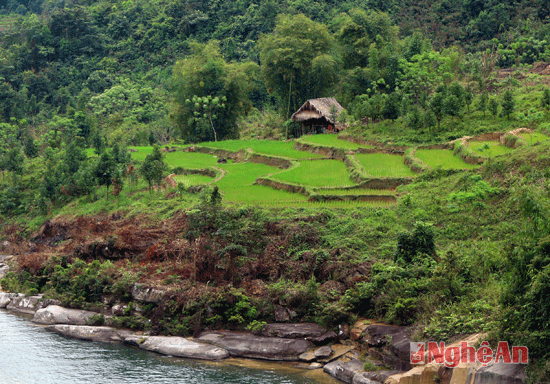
[101, 144, 404, 207]
[214, 162, 310, 204]
[469, 141, 514, 157]
[198, 140, 324, 159]
[315, 188, 396, 196]
[300, 134, 374, 150]
[173, 174, 214, 185]
[355, 154, 416, 178]
[519, 132, 549, 144]
[415, 149, 479, 170]
[272, 160, 355, 187]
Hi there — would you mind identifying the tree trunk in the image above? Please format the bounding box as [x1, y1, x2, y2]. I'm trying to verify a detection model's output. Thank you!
[209, 115, 217, 141]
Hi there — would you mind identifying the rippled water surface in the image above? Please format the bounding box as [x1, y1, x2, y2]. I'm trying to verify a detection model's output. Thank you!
[0, 310, 337, 384]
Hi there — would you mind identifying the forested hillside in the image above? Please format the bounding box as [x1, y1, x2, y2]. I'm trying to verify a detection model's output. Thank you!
[2, 1, 550, 382]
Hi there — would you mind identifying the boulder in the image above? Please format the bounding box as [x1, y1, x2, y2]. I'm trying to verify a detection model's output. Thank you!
[296, 362, 324, 370]
[32, 305, 100, 325]
[6, 295, 43, 314]
[45, 325, 132, 343]
[362, 324, 404, 347]
[473, 362, 527, 384]
[198, 331, 312, 361]
[131, 284, 167, 304]
[135, 336, 229, 361]
[362, 324, 412, 371]
[315, 346, 332, 359]
[299, 350, 317, 362]
[261, 323, 327, 339]
[323, 359, 365, 384]
[274, 306, 290, 322]
[310, 331, 337, 344]
[388, 330, 413, 371]
[0, 292, 23, 308]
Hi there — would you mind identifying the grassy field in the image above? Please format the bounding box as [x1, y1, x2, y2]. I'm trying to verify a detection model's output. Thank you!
[415, 149, 479, 170]
[355, 154, 417, 178]
[299, 134, 374, 150]
[272, 160, 355, 187]
[315, 188, 396, 196]
[197, 140, 324, 159]
[468, 141, 515, 157]
[518, 132, 549, 145]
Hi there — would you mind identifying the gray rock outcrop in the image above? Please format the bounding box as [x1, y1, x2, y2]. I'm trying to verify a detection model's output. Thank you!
[6, 295, 44, 314]
[33, 305, 100, 325]
[315, 345, 332, 359]
[473, 361, 527, 384]
[130, 336, 229, 361]
[323, 359, 365, 384]
[261, 323, 327, 339]
[199, 331, 312, 361]
[45, 325, 132, 343]
[299, 350, 317, 362]
[363, 324, 412, 371]
[0, 292, 23, 308]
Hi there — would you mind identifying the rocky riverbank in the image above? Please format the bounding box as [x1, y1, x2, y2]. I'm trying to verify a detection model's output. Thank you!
[0, 291, 527, 384]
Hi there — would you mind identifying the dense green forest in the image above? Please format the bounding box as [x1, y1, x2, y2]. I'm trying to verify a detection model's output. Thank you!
[1, 0, 550, 145]
[2, 0, 550, 382]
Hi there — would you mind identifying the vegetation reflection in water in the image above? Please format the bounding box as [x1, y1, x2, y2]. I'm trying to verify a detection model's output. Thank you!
[0, 310, 339, 384]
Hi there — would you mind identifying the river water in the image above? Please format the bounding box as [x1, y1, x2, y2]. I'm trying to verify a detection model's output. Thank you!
[0, 309, 339, 384]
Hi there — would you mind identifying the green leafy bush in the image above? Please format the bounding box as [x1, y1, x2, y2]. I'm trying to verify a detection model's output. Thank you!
[394, 221, 436, 264]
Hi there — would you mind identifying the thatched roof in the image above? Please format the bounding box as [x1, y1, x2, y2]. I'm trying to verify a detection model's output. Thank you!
[291, 98, 343, 123]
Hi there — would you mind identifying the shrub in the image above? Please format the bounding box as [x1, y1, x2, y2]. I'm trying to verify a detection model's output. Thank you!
[246, 320, 267, 334]
[394, 221, 436, 264]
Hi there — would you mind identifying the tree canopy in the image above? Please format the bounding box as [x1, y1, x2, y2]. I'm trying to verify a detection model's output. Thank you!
[172, 41, 259, 143]
[259, 14, 340, 117]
